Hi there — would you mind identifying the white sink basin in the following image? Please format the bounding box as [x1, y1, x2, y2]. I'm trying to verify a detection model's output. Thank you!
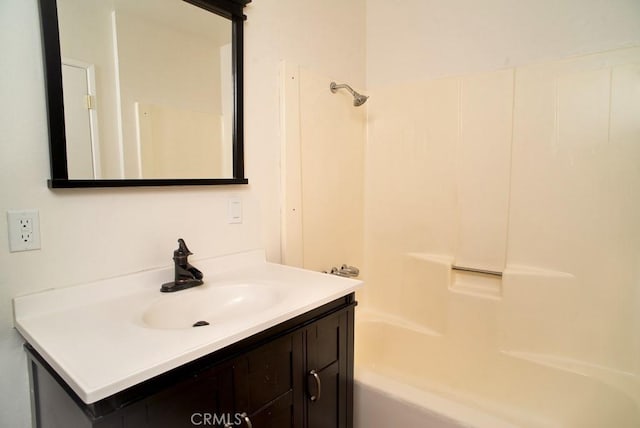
[142, 283, 280, 329]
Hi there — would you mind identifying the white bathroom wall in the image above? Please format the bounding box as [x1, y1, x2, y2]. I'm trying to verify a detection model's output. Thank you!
[367, 0, 640, 86]
[0, 0, 365, 426]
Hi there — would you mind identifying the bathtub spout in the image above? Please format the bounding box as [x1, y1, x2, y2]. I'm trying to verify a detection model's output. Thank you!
[327, 265, 360, 278]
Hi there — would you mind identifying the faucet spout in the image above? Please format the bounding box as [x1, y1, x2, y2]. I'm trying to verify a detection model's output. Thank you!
[161, 239, 204, 292]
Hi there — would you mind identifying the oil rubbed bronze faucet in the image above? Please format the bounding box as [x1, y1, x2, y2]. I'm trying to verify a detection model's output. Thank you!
[161, 239, 204, 292]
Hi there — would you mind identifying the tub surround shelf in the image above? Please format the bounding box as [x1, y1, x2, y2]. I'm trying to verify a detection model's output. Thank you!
[13, 249, 362, 404]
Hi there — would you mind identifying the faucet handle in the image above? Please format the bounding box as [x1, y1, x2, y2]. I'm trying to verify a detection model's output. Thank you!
[174, 238, 195, 267]
[340, 264, 360, 277]
[176, 238, 202, 280]
[177, 238, 193, 256]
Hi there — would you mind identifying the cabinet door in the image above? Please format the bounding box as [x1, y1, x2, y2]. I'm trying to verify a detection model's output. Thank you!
[145, 366, 233, 428]
[233, 333, 304, 427]
[238, 390, 294, 428]
[305, 311, 351, 428]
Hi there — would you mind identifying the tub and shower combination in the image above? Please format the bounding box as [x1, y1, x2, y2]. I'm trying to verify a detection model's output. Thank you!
[347, 47, 640, 428]
[285, 46, 640, 427]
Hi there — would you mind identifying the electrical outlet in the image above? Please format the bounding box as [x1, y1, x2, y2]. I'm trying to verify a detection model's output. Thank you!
[7, 210, 41, 252]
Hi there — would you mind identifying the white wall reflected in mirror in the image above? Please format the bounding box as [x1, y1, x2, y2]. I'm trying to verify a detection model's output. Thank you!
[57, 0, 233, 179]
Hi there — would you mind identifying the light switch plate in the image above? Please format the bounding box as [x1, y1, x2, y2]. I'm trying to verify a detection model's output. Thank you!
[228, 197, 242, 224]
[7, 209, 41, 252]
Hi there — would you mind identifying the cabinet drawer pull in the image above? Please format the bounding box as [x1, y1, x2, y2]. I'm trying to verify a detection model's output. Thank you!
[240, 412, 252, 428]
[309, 369, 322, 402]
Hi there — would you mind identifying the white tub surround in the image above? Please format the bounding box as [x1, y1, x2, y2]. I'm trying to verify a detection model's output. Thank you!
[355, 314, 640, 428]
[13, 249, 362, 404]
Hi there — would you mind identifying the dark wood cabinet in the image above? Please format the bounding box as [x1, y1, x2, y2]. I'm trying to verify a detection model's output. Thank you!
[25, 294, 355, 428]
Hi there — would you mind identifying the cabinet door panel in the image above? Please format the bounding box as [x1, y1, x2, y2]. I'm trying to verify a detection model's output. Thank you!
[307, 362, 340, 428]
[32, 358, 91, 428]
[306, 312, 349, 428]
[234, 335, 295, 414]
[307, 314, 341, 371]
[146, 372, 222, 428]
[247, 390, 294, 428]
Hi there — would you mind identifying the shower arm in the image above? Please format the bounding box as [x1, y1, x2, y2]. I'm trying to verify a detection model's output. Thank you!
[330, 82, 358, 97]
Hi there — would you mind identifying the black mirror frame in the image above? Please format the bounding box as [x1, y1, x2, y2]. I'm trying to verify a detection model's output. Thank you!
[38, 0, 251, 188]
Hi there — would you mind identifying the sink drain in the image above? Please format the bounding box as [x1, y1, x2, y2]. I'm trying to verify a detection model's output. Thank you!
[192, 321, 210, 327]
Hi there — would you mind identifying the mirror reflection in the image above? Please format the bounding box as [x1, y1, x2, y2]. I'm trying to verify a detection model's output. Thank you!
[57, 0, 234, 179]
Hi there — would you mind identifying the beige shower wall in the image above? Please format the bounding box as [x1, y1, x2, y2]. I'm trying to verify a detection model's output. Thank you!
[505, 48, 640, 372]
[281, 65, 365, 273]
[363, 47, 640, 374]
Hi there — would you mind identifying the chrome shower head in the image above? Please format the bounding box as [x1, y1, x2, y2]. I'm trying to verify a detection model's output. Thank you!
[330, 82, 369, 107]
[353, 93, 369, 107]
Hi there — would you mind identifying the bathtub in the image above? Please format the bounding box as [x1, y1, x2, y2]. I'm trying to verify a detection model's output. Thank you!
[353, 312, 640, 428]
[354, 369, 518, 428]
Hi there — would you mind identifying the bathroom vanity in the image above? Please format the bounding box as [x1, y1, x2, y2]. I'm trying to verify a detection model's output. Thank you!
[14, 250, 361, 428]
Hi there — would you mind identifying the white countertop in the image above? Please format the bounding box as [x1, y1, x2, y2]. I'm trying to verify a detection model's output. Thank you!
[13, 250, 362, 404]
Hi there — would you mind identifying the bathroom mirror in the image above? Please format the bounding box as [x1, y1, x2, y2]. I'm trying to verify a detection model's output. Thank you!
[38, 0, 250, 188]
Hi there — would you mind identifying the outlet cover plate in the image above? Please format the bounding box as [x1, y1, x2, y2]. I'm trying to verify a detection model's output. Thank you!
[7, 209, 41, 252]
